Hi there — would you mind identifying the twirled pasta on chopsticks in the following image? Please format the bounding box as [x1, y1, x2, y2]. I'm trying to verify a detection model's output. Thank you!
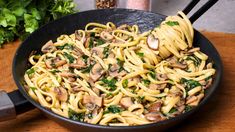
[24, 11, 215, 126]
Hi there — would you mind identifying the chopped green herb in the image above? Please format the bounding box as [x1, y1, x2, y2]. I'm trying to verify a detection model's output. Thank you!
[50, 69, 61, 74]
[96, 38, 105, 45]
[122, 79, 128, 88]
[26, 68, 35, 75]
[104, 105, 122, 114]
[169, 108, 178, 113]
[56, 43, 73, 50]
[117, 58, 125, 72]
[89, 37, 94, 48]
[180, 78, 201, 91]
[142, 79, 150, 86]
[103, 47, 109, 58]
[137, 96, 145, 103]
[68, 108, 85, 121]
[30, 87, 37, 91]
[185, 105, 193, 112]
[81, 64, 94, 73]
[82, 55, 89, 64]
[136, 52, 144, 57]
[186, 55, 201, 66]
[90, 32, 95, 37]
[165, 21, 179, 26]
[101, 78, 117, 91]
[64, 52, 75, 63]
[149, 71, 156, 79]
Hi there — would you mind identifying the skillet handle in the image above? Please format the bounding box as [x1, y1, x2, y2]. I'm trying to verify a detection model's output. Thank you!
[0, 90, 34, 121]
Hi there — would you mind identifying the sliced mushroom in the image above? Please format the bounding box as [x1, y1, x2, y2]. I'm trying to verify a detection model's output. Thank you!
[45, 57, 67, 69]
[73, 46, 84, 57]
[69, 58, 86, 69]
[149, 83, 167, 90]
[82, 95, 103, 107]
[145, 112, 166, 122]
[156, 74, 168, 81]
[58, 72, 76, 77]
[41, 40, 57, 53]
[91, 47, 104, 58]
[54, 87, 68, 102]
[167, 56, 187, 69]
[71, 86, 86, 93]
[120, 97, 133, 108]
[109, 63, 127, 78]
[100, 31, 113, 41]
[177, 105, 185, 113]
[186, 96, 198, 104]
[92, 87, 100, 96]
[90, 63, 104, 81]
[148, 101, 162, 113]
[206, 62, 213, 69]
[147, 34, 159, 50]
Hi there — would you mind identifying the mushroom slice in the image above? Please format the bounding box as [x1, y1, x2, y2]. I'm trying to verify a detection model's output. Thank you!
[69, 58, 86, 69]
[45, 57, 67, 69]
[58, 72, 75, 77]
[148, 101, 162, 113]
[145, 112, 166, 122]
[41, 40, 57, 53]
[91, 47, 104, 58]
[156, 74, 168, 81]
[149, 83, 167, 90]
[83, 95, 103, 107]
[147, 34, 159, 50]
[120, 97, 133, 108]
[54, 87, 68, 102]
[167, 56, 187, 69]
[100, 31, 113, 41]
[90, 63, 104, 81]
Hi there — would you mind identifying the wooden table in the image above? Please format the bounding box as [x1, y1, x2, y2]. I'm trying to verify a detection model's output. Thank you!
[0, 31, 235, 131]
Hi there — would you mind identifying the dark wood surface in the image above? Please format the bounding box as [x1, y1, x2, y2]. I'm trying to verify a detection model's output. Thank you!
[0, 31, 235, 131]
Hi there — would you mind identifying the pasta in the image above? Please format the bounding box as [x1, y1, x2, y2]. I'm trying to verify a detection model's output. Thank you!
[23, 11, 215, 126]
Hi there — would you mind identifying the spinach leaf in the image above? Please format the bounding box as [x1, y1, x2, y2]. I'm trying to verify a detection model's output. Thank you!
[56, 43, 73, 50]
[68, 108, 85, 121]
[186, 55, 201, 66]
[101, 78, 117, 91]
[116, 58, 124, 72]
[169, 108, 178, 113]
[64, 52, 75, 63]
[81, 55, 89, 64]
[80, 64, 94, 73]
[96, 38, 105, 45]
[142, 79, 150, 86]
[185, 105, 193, 112]
[180, 78, 201, 91]
[104, 105, 122, 114]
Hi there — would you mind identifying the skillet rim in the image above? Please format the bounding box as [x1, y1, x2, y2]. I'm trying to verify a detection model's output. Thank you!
[12, 8, 223, 130]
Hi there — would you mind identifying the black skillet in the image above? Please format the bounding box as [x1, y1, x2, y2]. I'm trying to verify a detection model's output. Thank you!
[0, 0, 222, 131]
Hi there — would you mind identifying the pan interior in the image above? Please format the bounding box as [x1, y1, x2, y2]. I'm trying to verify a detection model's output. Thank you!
[13, 9, 222, 129]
